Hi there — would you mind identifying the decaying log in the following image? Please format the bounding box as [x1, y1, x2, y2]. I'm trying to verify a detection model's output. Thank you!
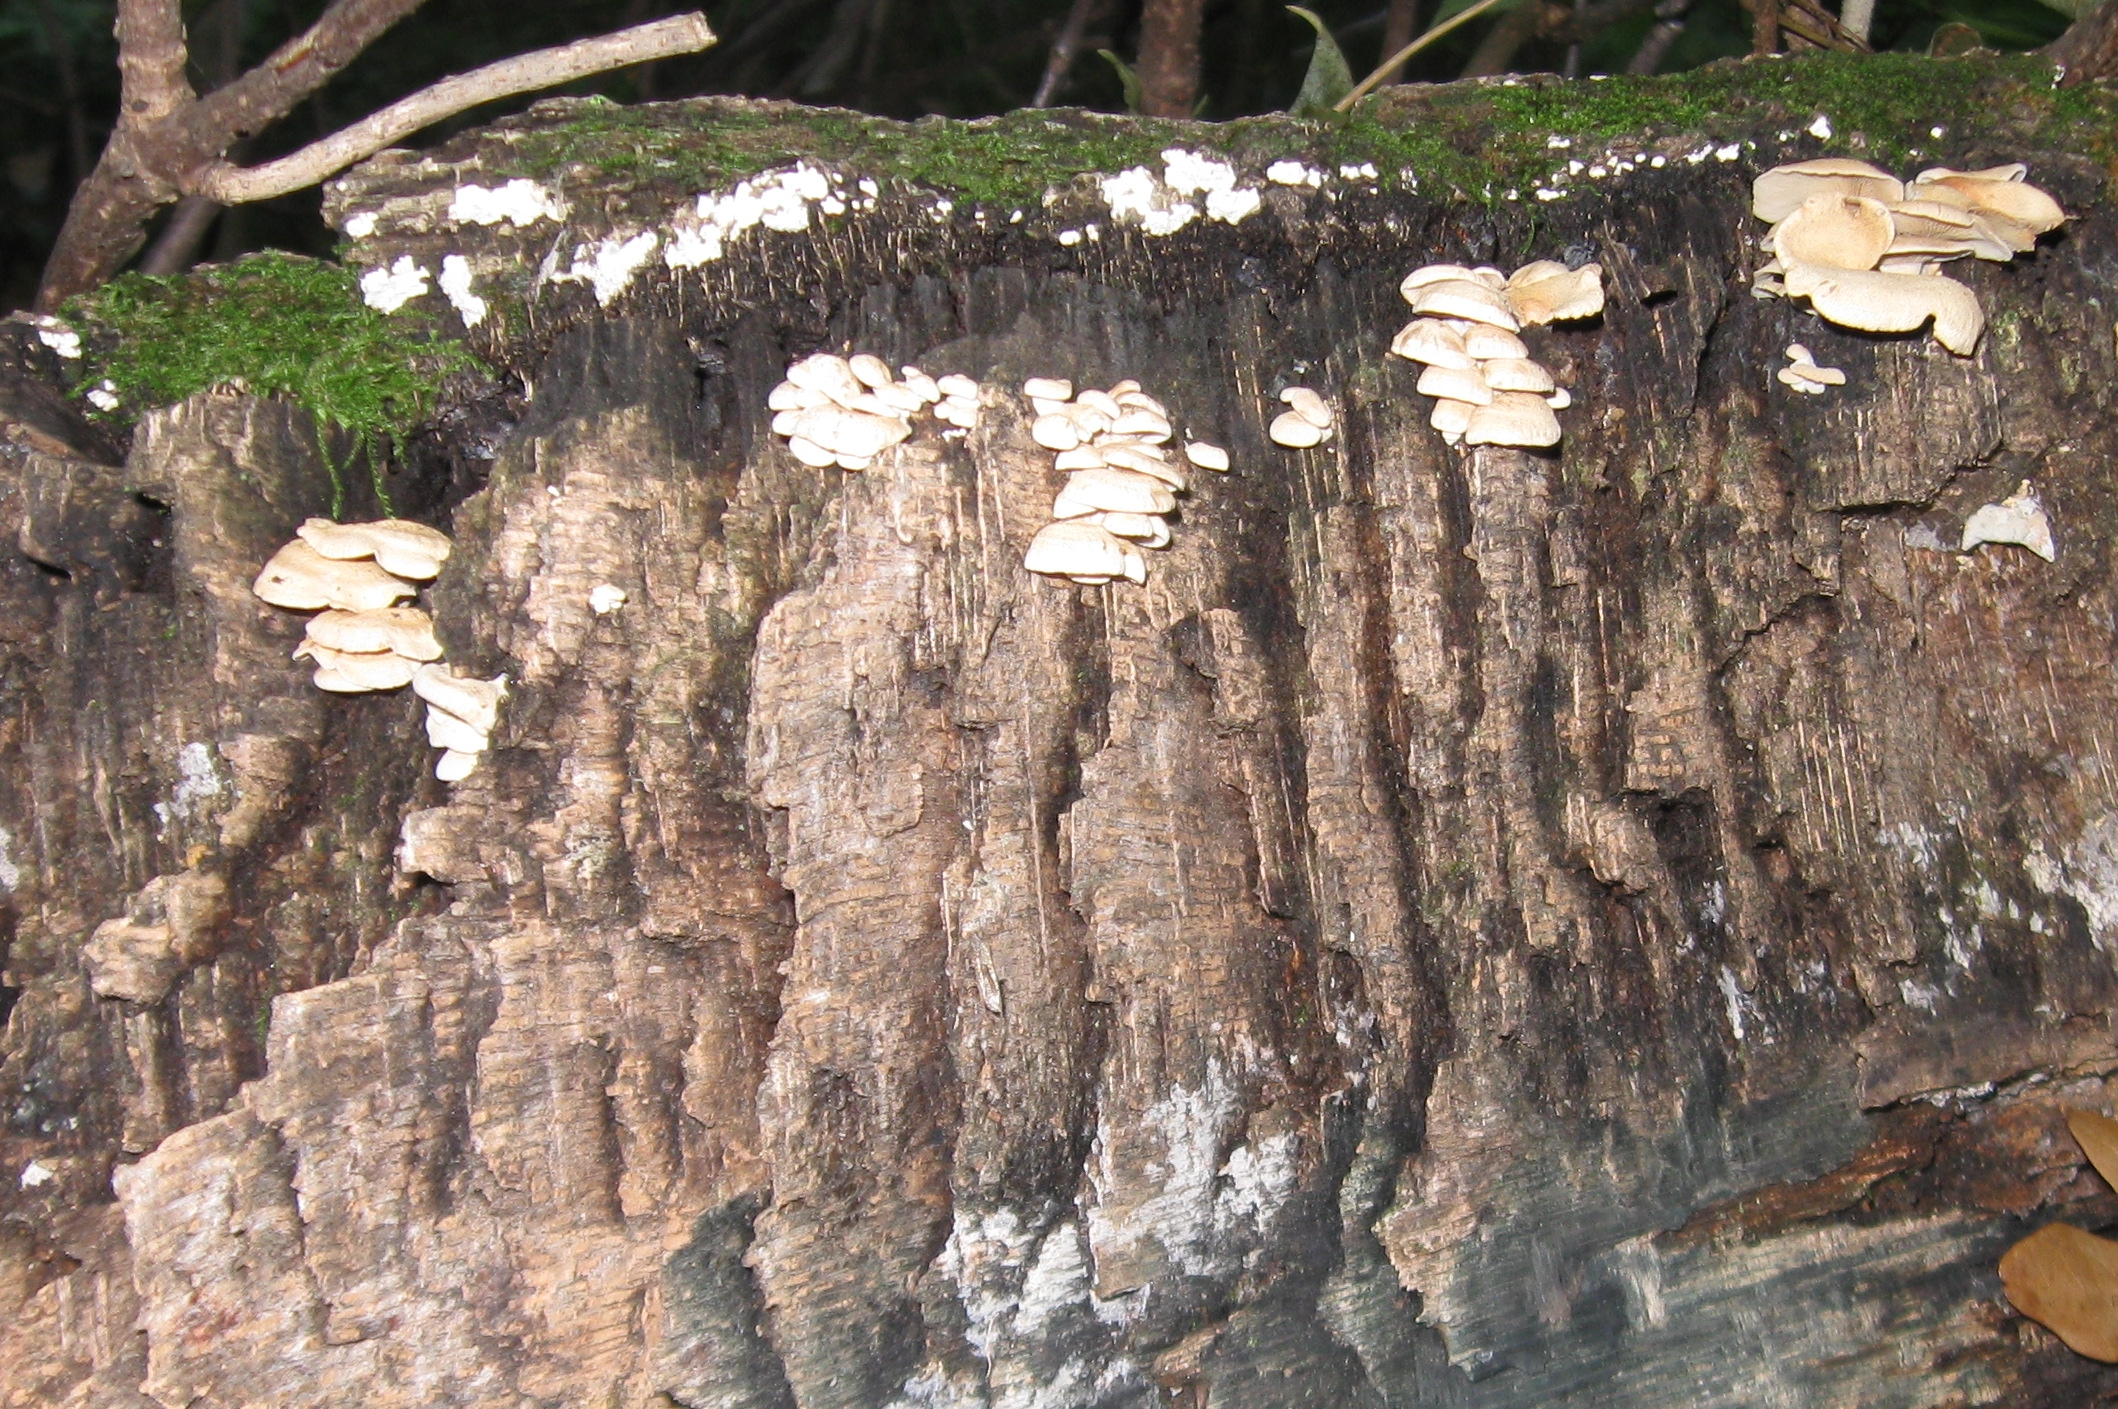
[7, 58, 2118, 1407]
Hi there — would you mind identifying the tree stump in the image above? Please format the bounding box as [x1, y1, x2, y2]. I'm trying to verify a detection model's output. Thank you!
[5, 57, 2118, 1408]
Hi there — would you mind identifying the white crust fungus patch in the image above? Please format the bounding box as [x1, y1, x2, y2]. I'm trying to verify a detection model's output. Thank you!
[341, 211, 379, 239]
[359, 255, 430, 313]
[1100, 149, 1264, 235]
[1961, 479, 2057, 561]
[34, 319, 81, 359]
[665, 163, 849, 269]
[447, 178, 568, 228]
[554, 230, 660, 306]
[438, 255, 488, 328]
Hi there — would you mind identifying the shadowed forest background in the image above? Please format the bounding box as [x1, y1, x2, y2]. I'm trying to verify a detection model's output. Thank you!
[0, 0, 2083, 312]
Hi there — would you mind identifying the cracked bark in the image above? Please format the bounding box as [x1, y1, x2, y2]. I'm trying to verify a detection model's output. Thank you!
[6, 91, 2118, 1408]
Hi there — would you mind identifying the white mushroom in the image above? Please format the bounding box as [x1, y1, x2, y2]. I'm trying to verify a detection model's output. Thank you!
[292, 639, 421, 692]
[1052, 468, 1178, 518]
[1269, 411, 1327, 447]
[1752, 158, 1905, 222]
[1430, 397, 1475, 443]
[849, 353, 895, 389]
[1782, 262, 1984, 355]
[1411, 279, 1520, 330]
[1770, 193, 1894, 272]
[411, 663, 508, 736]
[1464, 392, 1563, 448]
[435, 748, 482, 782]
[1032, 413, 1082, 451]
[253, 540, 417, 612]
[1961, 480, 2056, 562]
[1416, 363, 1494, 405]
[785, 353, 863, 404]
[1280, 386, 1334, 428]
[1024, 520, 1133, 581]
[1101, 443, 1187, 488]
[302, 606, 443, 660]
[1023, 376, 1074, 401]
[1506, 262, 1604, 325]
[1183, 442, 1230, 471]
[1093, 512, 1173, 548]
[1399, 264, 1489, 300]
[1461, 325, 1531, 361]
[425, 706, 491, 753]
[1479, 358, 1556, 394]
[295, 517, 452, 581]
[1389, 318, 1477, 368]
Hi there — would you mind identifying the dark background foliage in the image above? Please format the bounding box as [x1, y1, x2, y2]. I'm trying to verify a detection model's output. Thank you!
[0, 0, 2074, 312]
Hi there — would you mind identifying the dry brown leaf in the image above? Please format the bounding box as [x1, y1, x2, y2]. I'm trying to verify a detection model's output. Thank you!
[2068, 1110, 2118, 1192]
[2000, 1222, 2118, 1361]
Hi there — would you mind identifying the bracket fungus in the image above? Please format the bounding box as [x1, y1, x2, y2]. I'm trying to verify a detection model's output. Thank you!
[1961, 479, 2057, 562]
[1390, 259, 1598, 446]
[1750, 158, 2062, 358]
[1269, 386, 1336, 448]
[767, 351, 967, 469]
[296, 516, 452, 581]
[413, 664, 509, 781]
[1022, 377, 1222, 587]
[253, 539, 417, 612]
[1776, 344, 1846, 394]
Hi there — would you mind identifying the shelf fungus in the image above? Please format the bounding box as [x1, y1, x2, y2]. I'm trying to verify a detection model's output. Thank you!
[1389, 259, 1597, 446]
[1961, 479, 2056, 562]
[414, 664, 509, 782]
[768, 351, 965, 469]
[1776, 344, 1846, 394]
[1749, 159, 2063, 357]
[1022, 377, 1221, 587]
[1269, 386, 1335, 447]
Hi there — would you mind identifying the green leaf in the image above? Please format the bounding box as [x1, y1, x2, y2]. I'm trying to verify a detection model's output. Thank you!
[1096, 49, 1144, 115]
[1286, 7, 1354, 117]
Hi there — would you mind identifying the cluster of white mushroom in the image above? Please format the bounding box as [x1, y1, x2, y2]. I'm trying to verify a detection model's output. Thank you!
[1267, 387, 1336, 447]
[768, 352, 977, 470]
[1387, 261, 1602, 447]
[252, 519, 507, 782]
[1777, 343, 1845, 394]
[1021, 377, 1228, 585]
[1750, 159, 2064, 358]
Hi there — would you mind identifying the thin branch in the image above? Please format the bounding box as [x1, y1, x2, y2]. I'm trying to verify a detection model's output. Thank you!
[1033, 0, 1105, 107]
[1626, 0, 1693, 73]
[1135, 0, 1205, 118]
[1460, 1, 1540, 77]
[137, 195, 224, 275]
[194, 14, 717, 204]
[114, 0, 194, 124]
[188, 0, 430, 144]
[1335, 0, 1510, 110]
[1751, 0, 1780, 55]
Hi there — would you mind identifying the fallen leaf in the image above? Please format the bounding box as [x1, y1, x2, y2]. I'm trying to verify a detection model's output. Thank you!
[2068, 1110, 2118, 1191]
[2000, 1222, 2118, 1361]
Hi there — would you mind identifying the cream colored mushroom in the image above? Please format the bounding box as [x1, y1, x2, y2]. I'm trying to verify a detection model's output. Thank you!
[1506, 262, 1604, 325]
[435, 749, 482, 783]
[1464, 392, 1563, 448]
[1052, 468, 1178, 518]
[1111, 408, 1172, 439]
[1032, 413, 1082, 451]
[1912, 168, 2064, 237]
[900, 368, 941, 402]
[1961, 479, 2056, 562]
[785, 435, 837, 468]
[1782, 262, 1984, 355]
[412, 664, 508, 735]
[1751, 158, 1905, 222]
[1183, 442, 1230, 471]
[1280, 386, 1334, 428]
[1023, 376, 1074, 401]
[1411, 279, 1520, 330]
[1430, 397, 1474, 443]
[785, 353, 863, 403]
[302, 606, 443, 660]
[1269, 411, 1326, 447]
[292, 639, 421, 692]
[1545, 388, 1573, 409]
[780, 405, 912, 461]
[296, 517, 452, 581]
[425, 706, 491, 753]
[849, 353, 894, 389]
[253, 540, 417, 612]
[1389, 318, 1476, 368]
[1481, 358, 1556, 394]
[1078, 389, 1125, 420]
[1101, 444, 1187, 489]
[1094, 512, 1173, 548]
[1399, 264, 1488, 300]
[1024, 520, 1132, 581]
[1462, 325, 1531, 361]
[1415, 363, 1494, 405]
[1770, 193, 1893, 271]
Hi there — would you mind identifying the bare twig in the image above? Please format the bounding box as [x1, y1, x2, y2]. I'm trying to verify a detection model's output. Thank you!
[114, 0, 193, 125]
[137, 196, 225, 275]
[1136, 0, 1205, 117]
[1033, 0, 1105, 107]
[1335, 0, 1509, 110]
[201, 15, 716, 202]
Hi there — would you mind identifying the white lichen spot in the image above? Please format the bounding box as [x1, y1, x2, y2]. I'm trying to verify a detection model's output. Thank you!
[1900, 978, 1942, 1012]
[342, 211, 379, 239]
[1547, 134, 1573, 149]
[438, 255, 487, 328]
[1807, 114, 1834, 139]
[35, 321, 81, 359]
[153, 741, 226, 835]
[0, 825, 18, 891]
[557, 231, 659, 305]
[1719, 964, 1760, 1041]
[19, 1160, 51, 1189]
[1650, 154, 1667, 168]
[1204, 187, 1261, 223]
[589, 583, 628, 614]
[1715, 144, 1742, 161]
[1535, 188, 1566, 202]
[448, 178, 567, 228]
[1099, 166, 1196, 236]
[359, 255, 431, 313]
[86, 380, 120, 412]
[2029, 813, 2118, 954]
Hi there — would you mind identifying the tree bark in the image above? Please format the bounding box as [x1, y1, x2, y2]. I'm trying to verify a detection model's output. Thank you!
[5, 72, 2118, 1409]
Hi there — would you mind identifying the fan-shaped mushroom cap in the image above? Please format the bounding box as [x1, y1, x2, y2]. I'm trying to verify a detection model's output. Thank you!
[1114, 390, 1168, 416]
[1269, 411, 1326, 447]
[1024, 520, 1132, 580]
[1390, 318, 1476, 368]
[412, 664, 508, 734]
[1094, 512, 1172, 547]
[1912, 169, 2064, 234]
[425, 705, 490, 753]
[1507, 263, 1604, 325]
[1771, 193, 1893, 271]
[303, 606, 443, 660]
[899, 368, 941, 402]
[1101, 444, 1188, 489]
[785, 435, 836, 467]
[1415, 363, 1494, 405]
[1430, 397, 1475, 441]
[1052, 468, 1178, 518]
[1961, 479, 2056, 561]
[1032, 413, 1082, 451]
[781, 406, 912, 459]
[936, 374, 979, 399]
[1072, 388, 1120, 420]
[296, 517, 452, 581]
[872, 382, 928, 414]
[849, 353, 894, 388]
[1054, 446, 1107, 471]
[1465, 392, 1563, 448]
[1183, 442, 1230, 471]
[1399, 264, 1488, 300]
[1481, 357, 1557, 394]
[1111, 407, 1173, 439]
[1462, 325, 1530, 360]
[1280, 386, 1334, 428]
[1892, 197, 1976, 228]
[785, 353, 863, 404]
[1883, 208, 2007, 261]
[435, 748, 481, 782]
[1752, 159, 1905, 222]
[254, 540, 417, 612]
[1022, 376, 1073, 401]
[293, 639, 421, 692]
[1546, 387, 1572, 409]
[1782, 263, 1984, 354]
[1411, 279, 1520, 329]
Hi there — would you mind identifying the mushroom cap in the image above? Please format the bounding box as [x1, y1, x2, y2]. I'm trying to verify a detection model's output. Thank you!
[1912, 170, 2064, 234]
[1507, 259, 1572, 288]
[1111, 407, 1173, 439]
[1183, 441, 1230, 471]
[849, 353, 894, 389]
[1032, 413, 1082, 451]
[785, 353, 863, 403]
[293, 639, 421, 692]
[1101, 443, 1188, 489]
[425, 705, 490, 753]
[1390, 318, 1476, 368]
[871, 381, 928, 414]
[303, 606, 443, 660]
[1268, 411, 1327, 447]
[1462, 325, 1530, 361]
[785, 435, 837, 467]
[1415, 363, 1495, 405]
[296, 517, 452, 581]
[1481, 357, 1557, 394]
[1022, 376, 1074, 401]
[435, 748, 481, 782]
[254, 539, 417, 612]
[1782, 262, 1984, 354]
[1545, 387, 1572, 409]
[1280, 386, 1334, 428]
[1094, 512, 1172, 548]
[1430, 397, 1475, 437]
[936, 374, 980, 399]
[1752, 159, 1905, 222]
[1464, 392, 1563, 448]
[1891, 197, 1977, 228]
[1882, 209, 2006, 261]
[899, 368, 941, 402]
[1054, 446, 1107, 471]
[1506, 264, 1604, 325]
[411, 663, 508, 734]
[1771, 193, 1893, 271]
[1077, 389, 1124, 419]
[1399, 264, 1489, 300]
[1114, 390, 1169, 415]
[1053, 467, 1178, 517]
[768, 382, 826, 411]
[1411, 279, 1520, 330]
[1024, 520, 1132, 580]
[782, 406, 911, 459]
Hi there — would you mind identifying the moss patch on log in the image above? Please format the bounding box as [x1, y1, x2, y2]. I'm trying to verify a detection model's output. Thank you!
[501, 52, 2118, 206]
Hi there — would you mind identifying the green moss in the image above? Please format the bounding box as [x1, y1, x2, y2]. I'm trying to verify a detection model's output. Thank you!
[503, 52, 2116, 208]
[66, 253, 476, 514]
